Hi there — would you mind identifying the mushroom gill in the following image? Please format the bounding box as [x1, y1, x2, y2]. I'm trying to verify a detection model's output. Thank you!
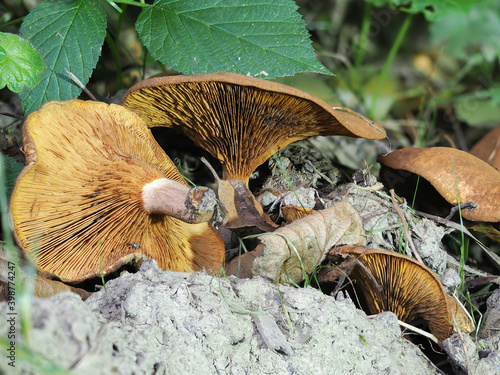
[323, 245, 473, 342]
[122, 73, 386, 182]
[10, 100, 224, 283]
[122, 73, 386, 232]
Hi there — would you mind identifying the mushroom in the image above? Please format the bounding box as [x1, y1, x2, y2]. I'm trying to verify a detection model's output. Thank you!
[470, 126, 500, 170]
[121, 73, 386, 231]
[378, 147, 500, 222]
[10, 100, 225, 283]
[321, 245, 473, 342]
[280, 205, 316, 223]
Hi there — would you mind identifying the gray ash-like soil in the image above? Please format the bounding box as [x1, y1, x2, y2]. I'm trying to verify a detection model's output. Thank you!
[1, 260, 499, 375]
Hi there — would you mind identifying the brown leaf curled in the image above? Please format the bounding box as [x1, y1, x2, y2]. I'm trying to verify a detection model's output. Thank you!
[252, 200, 366, 284]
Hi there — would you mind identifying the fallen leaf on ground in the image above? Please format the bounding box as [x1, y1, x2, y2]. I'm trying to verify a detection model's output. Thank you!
[0, 244, 91, 300]
[226, 200, 366, 284]
[470, 126, 500, 169]
[378, 147, 500, 222]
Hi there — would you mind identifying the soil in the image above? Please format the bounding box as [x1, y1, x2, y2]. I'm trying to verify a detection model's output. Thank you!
[1, 259, 499, 374]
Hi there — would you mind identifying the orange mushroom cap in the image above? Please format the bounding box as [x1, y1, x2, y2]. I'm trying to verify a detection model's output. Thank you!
[121, 72, 386, 183]
[378, 147, 500, 222]
[329, 245, 473, 342]
[10, 100, 224, 283]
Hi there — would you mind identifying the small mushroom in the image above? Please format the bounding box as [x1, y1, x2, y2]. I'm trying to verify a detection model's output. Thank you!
[122, 73, 386, 231]
[10, 100, 225, 283]
[280, 206, 316, 223]
[470, 126, 500, 170]
[322, 245, 473, 342]
[378, 147, 500, 222]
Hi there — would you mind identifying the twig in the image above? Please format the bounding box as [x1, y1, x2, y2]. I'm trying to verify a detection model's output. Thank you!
[0, 112, 24, 121]
[64, 68, 98, 101]
[200, 156, 221, 181]
[389, 189, 423, 264]
[304, 160, 336, 185]
[446, 202, 478, 221]
[455, 322, 472, 375]
[396, 319, 438, 344]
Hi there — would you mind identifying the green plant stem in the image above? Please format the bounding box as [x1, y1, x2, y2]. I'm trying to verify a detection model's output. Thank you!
[106, 0, 150, 7]
[99, 240, 108, 293]
[114, 4, 126, 89]
[411, 175, 420, 208]
[354, 3, 372, 67]
[369, 13, 413, 117]
[0, 17, 25, 31]
[452, 158, 468, 292]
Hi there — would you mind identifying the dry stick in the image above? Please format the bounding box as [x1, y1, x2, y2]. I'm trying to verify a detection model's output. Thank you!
[304, 160, 336, 185]
[330, 268, 365, 309]
[0, 112, 24, 121]
[200, 157, 221, 182]
[389, 189, 423, 264]
[395, 319, 438, 344]
[455, 319, 472, 375]
[65, 68, 98, 101]
[446, 202, 478, 221]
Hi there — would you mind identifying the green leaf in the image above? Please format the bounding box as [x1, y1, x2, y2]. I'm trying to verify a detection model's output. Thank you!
[490, 85, 500, 106]
[365, 0, 485, 21]
[19, 0, 107, 115]
[430, 0, 500, 59]
[1, 153, 24, 202]
[0, 32, 44, 93]
[455, 94, 500, 128]
[135, 0, 332, 78]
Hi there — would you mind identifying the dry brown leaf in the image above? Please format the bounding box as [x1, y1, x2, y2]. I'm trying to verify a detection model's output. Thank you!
[378, 147, 500, 222]
[0, 275, 91, 301]
[31, 275, 91, 300]
[226, 200, 366, 284]
[470, 126, 500, 170]
[0, 243, 91, 300]
[469, 224, 500, 242]
[217, 179, 278, 234]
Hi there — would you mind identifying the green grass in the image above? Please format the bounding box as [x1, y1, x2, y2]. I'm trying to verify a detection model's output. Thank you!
[98, 240, 107, 293]
[277, 285, 294, 333]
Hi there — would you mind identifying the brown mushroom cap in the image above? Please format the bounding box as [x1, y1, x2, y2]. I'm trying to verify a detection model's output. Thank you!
[378, 147, 500, 222]
[470, 126, 500, 170]
[10, 100, 224, 283]
[330, 245, 473, 342]
[121, 72, 386, 183]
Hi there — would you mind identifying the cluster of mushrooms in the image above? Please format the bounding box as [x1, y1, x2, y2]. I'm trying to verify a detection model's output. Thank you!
[12, 72, 499, 343]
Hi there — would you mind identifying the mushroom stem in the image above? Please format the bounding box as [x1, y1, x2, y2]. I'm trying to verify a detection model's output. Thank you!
[142, 178, 218, 224]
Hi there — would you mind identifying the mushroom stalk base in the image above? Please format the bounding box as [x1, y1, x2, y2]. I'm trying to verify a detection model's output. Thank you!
[143, 178, 218, 224]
